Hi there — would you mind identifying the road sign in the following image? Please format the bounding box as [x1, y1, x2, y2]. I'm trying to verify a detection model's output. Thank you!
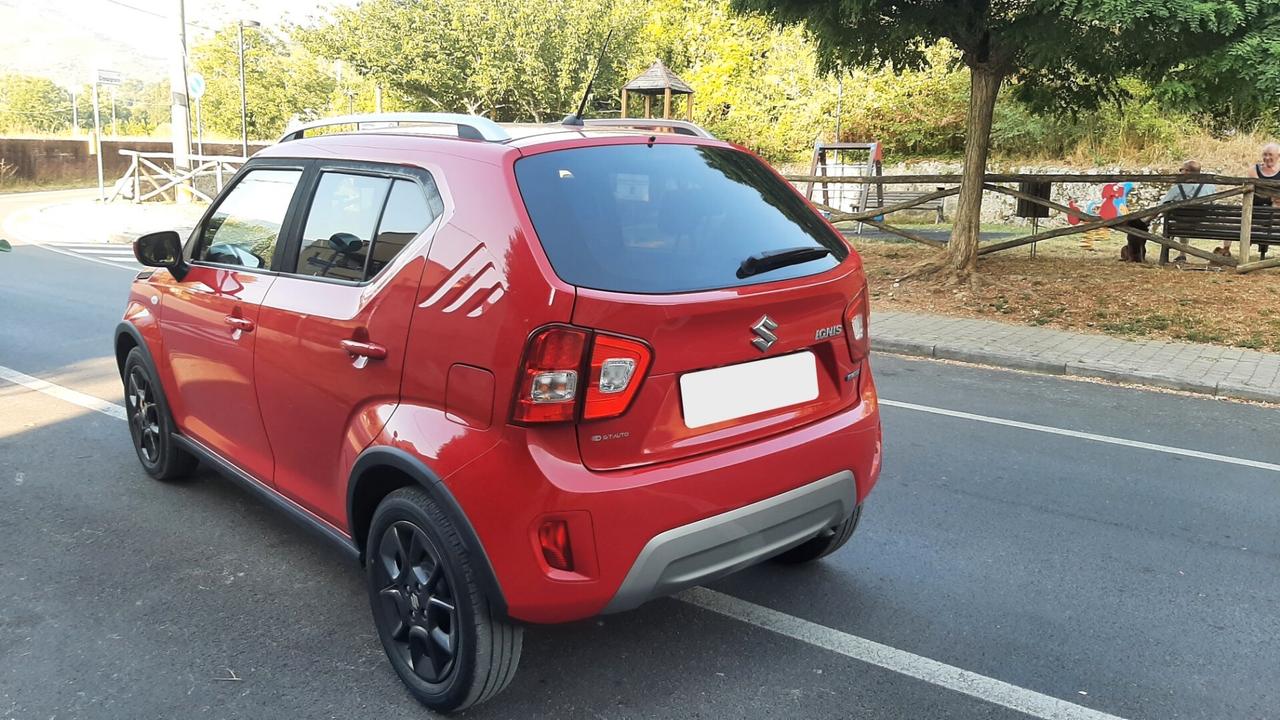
[188, 72, 205, 100]
[96, 69, 122, 87]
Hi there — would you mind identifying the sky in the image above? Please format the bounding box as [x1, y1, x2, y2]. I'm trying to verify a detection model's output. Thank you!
[0, 0, 357, 87]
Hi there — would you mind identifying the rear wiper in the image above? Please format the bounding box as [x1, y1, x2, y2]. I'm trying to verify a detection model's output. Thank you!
[737, 246, 832, 278]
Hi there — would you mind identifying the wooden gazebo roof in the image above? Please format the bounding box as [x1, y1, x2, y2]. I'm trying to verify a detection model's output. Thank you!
[624, 60, 693, 96]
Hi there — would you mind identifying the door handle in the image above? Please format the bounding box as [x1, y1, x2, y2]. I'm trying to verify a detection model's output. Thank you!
[340, 339, 387, 369]
[224, 316, 256, 332]
[224, 315, 255, 340]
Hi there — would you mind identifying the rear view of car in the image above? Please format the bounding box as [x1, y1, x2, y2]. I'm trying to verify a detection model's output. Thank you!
[119, 115, 881, 715]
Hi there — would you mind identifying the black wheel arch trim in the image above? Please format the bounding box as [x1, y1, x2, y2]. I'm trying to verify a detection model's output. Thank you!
[115, 321, 156, 376]
[349, 446, 509, 619]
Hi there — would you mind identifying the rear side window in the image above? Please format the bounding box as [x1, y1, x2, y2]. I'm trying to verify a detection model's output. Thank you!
[294, 173, 437, 282]
[297, 173, 391, 281]
[196, 168, 302, 269]
[514, 144, 848, 293]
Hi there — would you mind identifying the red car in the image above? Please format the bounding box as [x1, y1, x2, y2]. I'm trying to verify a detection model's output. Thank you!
[117, 113, 882, 712]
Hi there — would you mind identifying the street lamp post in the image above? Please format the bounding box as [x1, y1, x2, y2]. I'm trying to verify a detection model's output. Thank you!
[237, 19, 260, 158]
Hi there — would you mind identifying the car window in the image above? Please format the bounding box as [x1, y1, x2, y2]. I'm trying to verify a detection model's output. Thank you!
[196, 168, 302, 269]
[514, 144, 848, 294]
[367, 180, 434, 276]
[296, 172, 392, 281]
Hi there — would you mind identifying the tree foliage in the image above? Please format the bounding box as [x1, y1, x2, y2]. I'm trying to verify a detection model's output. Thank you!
[733, 0, 1280, 278]
[190, 25, 337, 139]
[299, 0, 642, 122]
[0, 74, 71, 134]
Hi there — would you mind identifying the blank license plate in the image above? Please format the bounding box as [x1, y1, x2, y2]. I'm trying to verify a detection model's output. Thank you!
[679, 352, 819, 429]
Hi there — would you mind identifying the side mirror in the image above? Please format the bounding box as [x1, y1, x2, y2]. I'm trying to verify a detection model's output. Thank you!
[0, 238, 11, 252]
[134, 231, 187, 279]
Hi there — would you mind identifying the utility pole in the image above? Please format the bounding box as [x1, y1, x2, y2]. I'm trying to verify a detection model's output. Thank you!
[92, 81, 104, 201]
[110, 86, 118, 136]
[170, 0, 193, 202]
[238, 20, 259, 158]
[70, 88, 78, 136]
[375, 85, 383, 113]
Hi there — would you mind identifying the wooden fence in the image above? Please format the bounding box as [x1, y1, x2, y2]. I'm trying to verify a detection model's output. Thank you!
[784, 172, 1280, 274]
[110, 150, 246, 204]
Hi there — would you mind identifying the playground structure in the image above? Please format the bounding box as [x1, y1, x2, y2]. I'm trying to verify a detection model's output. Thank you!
[803, 141, 946, 227]
[620, 60, 694, 121]
[784, 170, 1280, 274]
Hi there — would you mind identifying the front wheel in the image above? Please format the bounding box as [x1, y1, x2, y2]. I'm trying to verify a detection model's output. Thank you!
[773, 504, 862, 565]
[366, 487, 522, 713]
[123, 347, 197, 481]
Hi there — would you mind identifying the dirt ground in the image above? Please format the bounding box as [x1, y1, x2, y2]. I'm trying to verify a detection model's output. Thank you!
[853, 229, 1280, 352]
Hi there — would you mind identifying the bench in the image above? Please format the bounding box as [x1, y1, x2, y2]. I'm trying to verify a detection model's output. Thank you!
[1160, 204, 1280, 263]
[866, 191, 946, 223]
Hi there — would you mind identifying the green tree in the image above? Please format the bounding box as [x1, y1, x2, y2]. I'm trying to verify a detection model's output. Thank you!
[0, 74, 71, 134]
[191, 25, 337, 140]
[299, 0, 641, 121]
[635, 0, 839, 162]
[733, 0, 1280, 281]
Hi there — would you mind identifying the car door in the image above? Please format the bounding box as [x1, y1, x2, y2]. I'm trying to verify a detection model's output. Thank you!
[253, 163, 443, 526]
[156, 161, 308, 484]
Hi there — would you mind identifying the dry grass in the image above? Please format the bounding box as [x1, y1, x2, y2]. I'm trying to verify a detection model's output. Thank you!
[857, 233, 1280, 351]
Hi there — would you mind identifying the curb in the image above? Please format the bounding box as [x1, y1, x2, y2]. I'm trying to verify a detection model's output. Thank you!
[874, 337, 1280, 405]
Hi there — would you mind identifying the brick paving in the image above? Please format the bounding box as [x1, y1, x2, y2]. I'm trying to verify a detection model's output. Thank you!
[873, 310, 1280, 404]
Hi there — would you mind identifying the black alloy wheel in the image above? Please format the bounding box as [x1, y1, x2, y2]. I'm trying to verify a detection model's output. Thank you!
[373, 520, 460, 685]
[122, 347, 197, 481]
[126, 366, 162, 466]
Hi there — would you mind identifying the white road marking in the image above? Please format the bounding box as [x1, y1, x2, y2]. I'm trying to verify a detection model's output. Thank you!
[881, 398, 1280, 474]
[23, 243, 140, 271]
[679, 587, 1129, 720]
[0, 365, 127, 421]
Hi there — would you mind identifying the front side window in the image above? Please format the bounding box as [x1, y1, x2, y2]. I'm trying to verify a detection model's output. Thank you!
[196, 168, 302, 269]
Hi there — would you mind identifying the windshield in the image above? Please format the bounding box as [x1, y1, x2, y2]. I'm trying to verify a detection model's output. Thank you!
[514, 143, 848, 294]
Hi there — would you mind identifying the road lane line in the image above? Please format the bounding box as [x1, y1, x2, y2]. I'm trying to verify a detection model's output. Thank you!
[880, 398, 1280, 474]
[678, 587, 1129, 720]
[0, 365, 126, 421]
[23, 242, 140, 271]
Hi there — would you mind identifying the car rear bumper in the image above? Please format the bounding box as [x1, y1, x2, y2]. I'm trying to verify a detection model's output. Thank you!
[601, 470, 856, 614]
[425, 375, 882, 624]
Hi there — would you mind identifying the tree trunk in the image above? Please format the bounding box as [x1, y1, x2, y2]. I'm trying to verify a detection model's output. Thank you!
[946, 64, 1003, 279]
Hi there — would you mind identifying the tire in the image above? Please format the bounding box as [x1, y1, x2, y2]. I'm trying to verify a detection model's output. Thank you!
[122, 347, 197, 482]
[366, 487, 522, 713]
[772, 504, 862, 565]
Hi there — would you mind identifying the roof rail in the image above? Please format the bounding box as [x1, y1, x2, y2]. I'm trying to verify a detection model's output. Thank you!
[580, 118, 715, 139]
[278, 113, 511, 143]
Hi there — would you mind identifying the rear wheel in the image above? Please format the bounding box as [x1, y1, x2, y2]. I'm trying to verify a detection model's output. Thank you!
[123, 347, 197, 481]
[366, 487, 522, 713]
[773, 504, 862, 565]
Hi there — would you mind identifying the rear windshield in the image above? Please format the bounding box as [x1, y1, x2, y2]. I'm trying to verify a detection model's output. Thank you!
[514, 143, 848, 294]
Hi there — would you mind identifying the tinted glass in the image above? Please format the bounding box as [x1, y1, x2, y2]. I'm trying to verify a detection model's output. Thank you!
[367, 180, 433, 276]
[297, 172, 392, 281]
[197, 169, 302, 269]
[514, 144, 847, 293]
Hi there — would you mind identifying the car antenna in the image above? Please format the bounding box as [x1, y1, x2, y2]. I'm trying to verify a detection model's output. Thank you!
[562, 27, 614, 128]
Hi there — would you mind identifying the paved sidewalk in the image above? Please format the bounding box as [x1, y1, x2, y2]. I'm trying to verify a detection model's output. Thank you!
[873, 311, 1280, 404]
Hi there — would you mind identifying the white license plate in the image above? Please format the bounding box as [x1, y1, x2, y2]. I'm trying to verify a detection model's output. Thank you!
[679, 352, 819, 429]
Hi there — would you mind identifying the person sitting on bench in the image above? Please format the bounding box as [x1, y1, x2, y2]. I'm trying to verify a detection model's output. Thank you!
[1124, 160, 1214, 262]
[1221, 144, 1280, 256]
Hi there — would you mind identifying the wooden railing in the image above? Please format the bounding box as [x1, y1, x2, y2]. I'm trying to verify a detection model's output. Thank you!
[110, 150, 247, 204]
[784, 172, 1280, 274]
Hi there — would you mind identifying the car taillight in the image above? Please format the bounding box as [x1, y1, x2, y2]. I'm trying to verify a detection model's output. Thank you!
[513, 326, 588, 423]
[513, 326, 652, 424]
[845, 283, 869, 363]
[583, 334, 652, 420]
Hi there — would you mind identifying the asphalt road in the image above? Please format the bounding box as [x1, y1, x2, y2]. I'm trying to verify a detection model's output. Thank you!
[2, 199, 1278, 719]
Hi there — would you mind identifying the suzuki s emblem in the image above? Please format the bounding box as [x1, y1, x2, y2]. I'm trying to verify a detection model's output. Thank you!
[751, 315, 779, 352]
